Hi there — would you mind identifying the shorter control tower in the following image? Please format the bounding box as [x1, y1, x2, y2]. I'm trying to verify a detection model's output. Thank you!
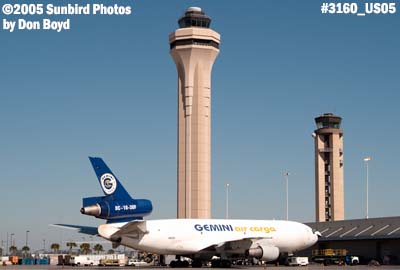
[314, 113, 344, 222]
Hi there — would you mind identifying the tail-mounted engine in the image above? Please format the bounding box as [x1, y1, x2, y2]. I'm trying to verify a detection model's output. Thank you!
[81, 196, 152, 221]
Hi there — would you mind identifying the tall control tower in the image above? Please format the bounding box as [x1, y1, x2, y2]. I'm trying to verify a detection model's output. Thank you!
[314, 113, 344, 222]
[169, 7, 220, 219]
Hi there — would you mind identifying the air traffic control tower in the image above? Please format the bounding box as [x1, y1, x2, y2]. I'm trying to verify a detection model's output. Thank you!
[314, 113, 344, 222]
[169, 7, 220, 219]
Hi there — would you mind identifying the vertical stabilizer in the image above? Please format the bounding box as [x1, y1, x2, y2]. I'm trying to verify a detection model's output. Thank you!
[89, 157, 132, 200]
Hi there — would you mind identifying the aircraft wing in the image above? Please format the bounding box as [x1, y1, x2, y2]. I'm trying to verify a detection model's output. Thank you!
[198, 235, 274, 256]
[203, 237, 258, 250]
[51, 224, 99, 236]
[196, 235, 280, 262]
[159, 235, 261, 254]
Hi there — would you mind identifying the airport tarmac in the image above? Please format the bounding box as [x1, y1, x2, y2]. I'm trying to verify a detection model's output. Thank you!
[2, 266, 400, 270]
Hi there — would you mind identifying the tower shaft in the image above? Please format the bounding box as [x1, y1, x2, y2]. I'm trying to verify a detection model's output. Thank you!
[170, 12, 220, 219]
[314, 113, 344, 222]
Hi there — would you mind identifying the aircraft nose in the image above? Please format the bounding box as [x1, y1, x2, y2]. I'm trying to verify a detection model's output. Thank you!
[302, 225, 319, 247]
[310, 230, 321, 245]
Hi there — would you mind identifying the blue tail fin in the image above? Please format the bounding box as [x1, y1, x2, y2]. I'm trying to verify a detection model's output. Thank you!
[82, 157, 153, 222]
[88, 157, 132, 200]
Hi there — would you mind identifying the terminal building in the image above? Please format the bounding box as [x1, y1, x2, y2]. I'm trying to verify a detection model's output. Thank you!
[301, 216, 400, 264]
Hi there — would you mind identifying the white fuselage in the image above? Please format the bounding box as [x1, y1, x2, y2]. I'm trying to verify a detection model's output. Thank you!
[99, 219, 318, 258]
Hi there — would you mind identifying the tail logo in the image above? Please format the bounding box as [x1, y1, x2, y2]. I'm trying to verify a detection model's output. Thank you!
[100, 173, 117, 195]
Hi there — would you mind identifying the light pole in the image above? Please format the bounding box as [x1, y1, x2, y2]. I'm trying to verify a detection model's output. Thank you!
[10, 233, 15, 247]
[25, 230, 30, 247]
[225, 183, 230, 219]
[23, 230, 30, 258]
[43, 239, 46, 252]
[283, 172, 290, 220]
[364, 156, 371, 219]
[10, 233, 15, 255]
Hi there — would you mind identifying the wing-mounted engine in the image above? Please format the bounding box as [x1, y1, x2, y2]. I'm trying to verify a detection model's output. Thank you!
[245, 240, 280, 262]
[81, 196, 152, 221]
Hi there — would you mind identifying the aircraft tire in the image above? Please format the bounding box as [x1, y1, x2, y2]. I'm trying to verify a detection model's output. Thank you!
[170, 260, 190, 268]
[211, 260, 221, 268]
[192, 260, 202, 268]
[170, 260, 177, 268]
[221, 260, 231, 268]
[210, 260, 231, 268]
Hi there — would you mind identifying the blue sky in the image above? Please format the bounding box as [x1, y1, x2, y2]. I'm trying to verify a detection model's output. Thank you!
[1, 0, 399, 251]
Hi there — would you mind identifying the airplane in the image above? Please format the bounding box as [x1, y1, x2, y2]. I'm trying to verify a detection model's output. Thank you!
[54, 157, 320, 268]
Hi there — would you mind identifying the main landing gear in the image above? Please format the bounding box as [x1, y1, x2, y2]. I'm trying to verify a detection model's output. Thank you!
[211, 259, 231, 268]
[191, 259, 203, 268]
[169, 260, 190, 268]
[169, 259, 231, 268]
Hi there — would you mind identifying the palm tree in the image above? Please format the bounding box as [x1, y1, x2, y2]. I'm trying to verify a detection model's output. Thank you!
[66, 242, 77, 254]
[9, 245, 18, 255]
[107, 249, 115, 255]
[80, 243, 91, 255]
[93, 244, 103, 254]
[22, 246, 30, 256]
[50, 243, 60, 254]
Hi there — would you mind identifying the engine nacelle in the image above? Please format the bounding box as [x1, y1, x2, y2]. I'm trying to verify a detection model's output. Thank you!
[81, 196, 152, 221]
[246, 245, 280, 262]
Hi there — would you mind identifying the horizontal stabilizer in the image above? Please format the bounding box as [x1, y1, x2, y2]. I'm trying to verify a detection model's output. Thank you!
[51, 224, 98, 236]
